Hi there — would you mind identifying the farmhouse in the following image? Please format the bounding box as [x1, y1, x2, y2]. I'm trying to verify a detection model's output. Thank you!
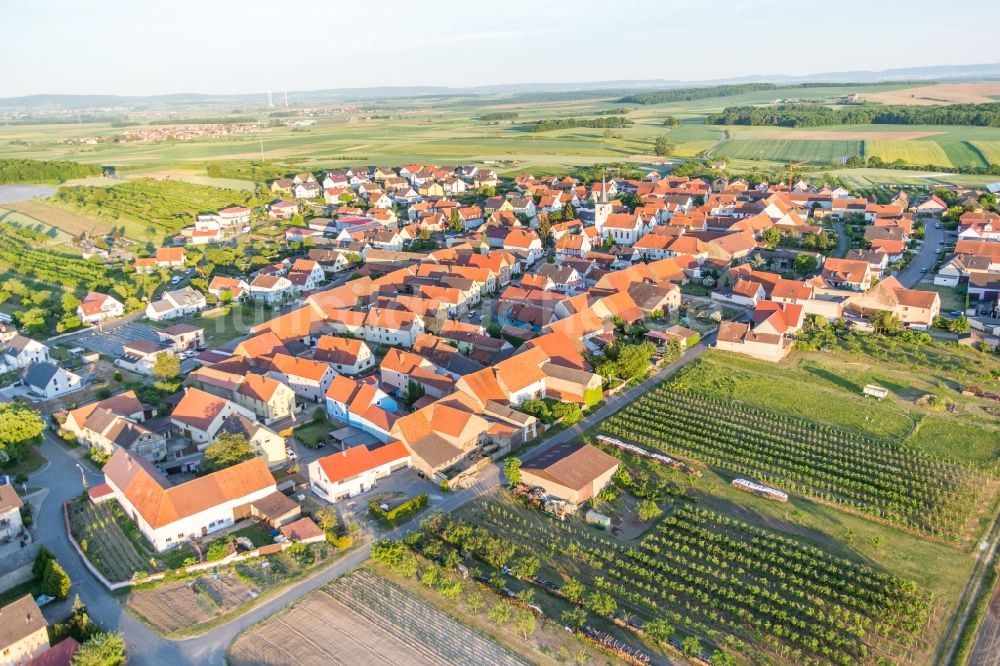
[102, 448, 278, 552]
[520, 442, 619, 504]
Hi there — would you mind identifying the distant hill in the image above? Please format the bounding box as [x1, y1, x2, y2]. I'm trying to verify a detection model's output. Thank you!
[2, 63, 999, 109]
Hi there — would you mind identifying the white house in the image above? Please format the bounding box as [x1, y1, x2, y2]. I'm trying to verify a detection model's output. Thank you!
[117, 341, 174, 376]
[308, 442, 411, 503]
[250, 274, 294, 304]
[23, 361, 83, 399]
[170, 387, 257, 445]
[77, 291, 125, 324]
[1, 334, 49, 372]
[266, 353, 335, 404]
[101, 448, 278, 552]
[313, 336, 375, 375]
[0, 483, 24, 542]
[146, 287, 207, 321]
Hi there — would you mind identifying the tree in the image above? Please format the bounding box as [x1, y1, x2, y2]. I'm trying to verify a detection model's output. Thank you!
[561, 607, 587, 628]
[561, 578, 586, 604]
[949, 316, 970, 334]
[654, 137, 675, 157]
[503, 457, 521, 486]
[71, 632, 126, 666]
[33, 545, 54, 580]
[644, 618, 673, 644]
[487, 601, 512, 627]
[662, 115, 681, 128]
[711, 650, 737, 666]
[371, 539, 418, 577]
[509, 554, 539, 579]
[586, 590, 616, 617]
[793, 253, 819, 277]
[513, 608, 536, 639]
[449, 208, 464, 232]
[61, 292, 81, 313]
[845, 155, 865, 168]
[56, 314, 82, 333]
[761, 226, 781, 249]
[551, 402, 581, 426]
[871, 310, 904, 335]
[0, 403, 44, 463]
[42, 560, 72, 600]
[201, 432, 255, 473]
[637, 499, 662, 522]
[152, 352, 180, 379]
[536, 217, 552, 245]
[681, 636, 702, 657]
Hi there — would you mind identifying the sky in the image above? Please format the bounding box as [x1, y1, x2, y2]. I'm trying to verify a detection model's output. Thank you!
[4, 0, 1000, 97]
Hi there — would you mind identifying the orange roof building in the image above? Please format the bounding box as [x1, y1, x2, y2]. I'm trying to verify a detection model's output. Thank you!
[102, 448, 277, 551]
[307, 441, 412, 502]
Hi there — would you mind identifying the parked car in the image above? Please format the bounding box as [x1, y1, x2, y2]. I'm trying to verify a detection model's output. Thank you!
[35, 595, 55, 607]
[950, 310, 964, 317]
[170, 276, 181, 285]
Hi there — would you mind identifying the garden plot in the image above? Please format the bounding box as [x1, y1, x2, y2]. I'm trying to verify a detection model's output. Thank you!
[127, 574, 256, 634]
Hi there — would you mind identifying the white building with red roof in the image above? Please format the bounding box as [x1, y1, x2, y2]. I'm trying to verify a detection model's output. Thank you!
[308, 441, 411, 503]
[76, 291, 124, 324]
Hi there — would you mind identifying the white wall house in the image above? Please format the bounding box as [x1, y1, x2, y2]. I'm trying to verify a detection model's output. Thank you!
[101, 449, 277, 552]
[77, 291, 125, 324]
[1, 335, 49, 372]
[308, 442, 411, 503]
[23, 361, 83, 399]
[146, 287, 207, 322]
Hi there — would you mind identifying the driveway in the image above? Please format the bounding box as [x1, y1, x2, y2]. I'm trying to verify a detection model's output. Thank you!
[897, 218, 943, 288]
[31, 338, 712, 664]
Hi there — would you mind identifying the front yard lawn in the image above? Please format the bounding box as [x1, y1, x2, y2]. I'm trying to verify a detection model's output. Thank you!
[1, 445, 47, 477]
[230, 522, 275, 548]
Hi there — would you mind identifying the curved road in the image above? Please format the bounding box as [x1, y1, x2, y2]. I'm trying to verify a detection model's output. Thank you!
[30, 339, 711, 664]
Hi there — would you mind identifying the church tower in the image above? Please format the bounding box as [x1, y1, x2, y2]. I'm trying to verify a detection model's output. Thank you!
[594, 171, 612, 233]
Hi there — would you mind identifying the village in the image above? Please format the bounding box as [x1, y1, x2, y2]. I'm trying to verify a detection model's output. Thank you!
[0, 157, 997, 666]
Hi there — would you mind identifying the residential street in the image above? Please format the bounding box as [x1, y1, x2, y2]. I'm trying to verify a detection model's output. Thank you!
[897, 218, 944, 288]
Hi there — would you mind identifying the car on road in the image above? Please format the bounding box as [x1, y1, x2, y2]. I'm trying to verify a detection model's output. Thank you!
[170, 276, 181, 285]
[285, 448, 298, 460]
[950, 310, 964, 317]
[935, 223, 941, 229]
[35, 595, 55, 607]
[920, 268, 928, 273]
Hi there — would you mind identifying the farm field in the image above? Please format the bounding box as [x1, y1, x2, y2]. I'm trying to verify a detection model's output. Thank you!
[228, 569, 532, 666]
[0, 82, 996, 182]
[2, 198, 115, 238]
[0, 205, 71, 244]
[599, 383, 994, 542]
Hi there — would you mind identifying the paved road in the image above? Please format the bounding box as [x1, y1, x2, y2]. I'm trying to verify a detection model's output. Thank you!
[832, 219, 849, 258]
[897, 218, 943, 288]
[32, 339, 712, 664]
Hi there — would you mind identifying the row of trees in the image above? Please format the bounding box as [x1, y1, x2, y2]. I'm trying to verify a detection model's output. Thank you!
[0, 158, 102, 184]
[530, 116, 633, 132]
[708, 102, 1000, 127]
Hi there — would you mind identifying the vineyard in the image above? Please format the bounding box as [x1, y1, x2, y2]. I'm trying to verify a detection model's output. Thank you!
[460, 499, 933, 666]
[0, 235, 116, 290]
[51, 178, 258, 235]
[599, 385, 993, 542]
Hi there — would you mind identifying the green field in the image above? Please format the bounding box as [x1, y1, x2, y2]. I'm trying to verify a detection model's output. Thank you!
[865, 139, 952, 166]
[672, 348, 1000, 466]
[715, 138, 862, 163]
[0, 82, 996, 179]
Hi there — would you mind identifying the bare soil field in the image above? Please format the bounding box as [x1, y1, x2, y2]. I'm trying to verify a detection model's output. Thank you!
[970, 582, 1000, 666]
[5, 199, 112, 237]
[128, 574, 258, 634]
[228, 570, 530, 666]
[864, 83, 1000, 105]
[771, 130, 941, 140]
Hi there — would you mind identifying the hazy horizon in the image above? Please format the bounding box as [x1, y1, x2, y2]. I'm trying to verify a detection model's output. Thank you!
[5, 0, 1000, 98]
